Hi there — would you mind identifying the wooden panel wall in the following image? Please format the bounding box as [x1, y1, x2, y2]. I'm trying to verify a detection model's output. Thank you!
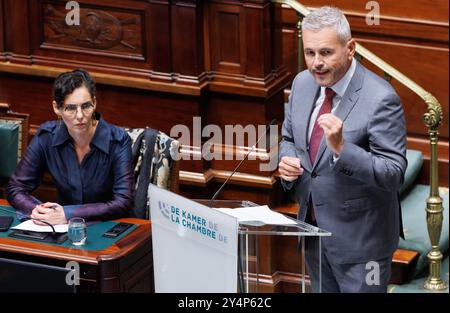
[210, 3, 246, 74]
[281, 0, 449, 187]
[0, 0, 4, 54]
[0, 0, 289, 207]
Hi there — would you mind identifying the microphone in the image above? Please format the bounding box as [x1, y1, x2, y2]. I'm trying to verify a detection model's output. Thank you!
[208, 118, 277, 208]
[0, 206, 57, 236]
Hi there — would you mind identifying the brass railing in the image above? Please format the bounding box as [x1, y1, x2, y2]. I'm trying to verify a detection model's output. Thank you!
[272, 0, 446, 290]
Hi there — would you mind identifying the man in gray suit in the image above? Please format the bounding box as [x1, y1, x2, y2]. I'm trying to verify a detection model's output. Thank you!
[278, 6, 407, 293]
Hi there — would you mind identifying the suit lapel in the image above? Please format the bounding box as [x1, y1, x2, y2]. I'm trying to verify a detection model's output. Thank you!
[312, 62, 365, 169]
[298, 83, 320, 172]
[333, 62, 364, 122]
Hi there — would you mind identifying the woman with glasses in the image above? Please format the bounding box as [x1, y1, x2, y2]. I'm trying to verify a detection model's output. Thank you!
[7, 69, 134, 225]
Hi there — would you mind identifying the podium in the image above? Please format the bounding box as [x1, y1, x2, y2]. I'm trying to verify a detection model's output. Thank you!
[149, 186, 331, 293]
[196, 199, 332, 293]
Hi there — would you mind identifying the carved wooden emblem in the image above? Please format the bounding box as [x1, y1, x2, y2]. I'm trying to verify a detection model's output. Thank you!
[44, 3, 140, 52]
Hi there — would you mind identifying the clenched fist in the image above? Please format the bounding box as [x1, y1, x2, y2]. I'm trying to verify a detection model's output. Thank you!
[278, 156, 304, 182]
[317, 113, 344, 155]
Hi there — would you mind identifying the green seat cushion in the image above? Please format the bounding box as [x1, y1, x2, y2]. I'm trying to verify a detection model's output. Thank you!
[399, 185, 449, 277]
[399, 149, 424, 195]
[0, 122, 19, 178]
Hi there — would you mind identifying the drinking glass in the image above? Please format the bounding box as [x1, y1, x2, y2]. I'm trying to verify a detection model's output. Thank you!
[68, 217, 87, 246]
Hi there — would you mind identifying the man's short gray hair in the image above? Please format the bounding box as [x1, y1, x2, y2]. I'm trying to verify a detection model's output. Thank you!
[302, 6, 352, 44]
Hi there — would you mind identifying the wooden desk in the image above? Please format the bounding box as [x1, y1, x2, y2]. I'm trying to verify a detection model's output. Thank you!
[0, 199, 153, 292]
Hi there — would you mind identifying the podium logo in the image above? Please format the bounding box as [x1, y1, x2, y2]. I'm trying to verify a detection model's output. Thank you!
[158, 200, 171, 219]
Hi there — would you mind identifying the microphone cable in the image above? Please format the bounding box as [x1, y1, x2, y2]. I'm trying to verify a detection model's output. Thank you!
[0, 205, 58, 236]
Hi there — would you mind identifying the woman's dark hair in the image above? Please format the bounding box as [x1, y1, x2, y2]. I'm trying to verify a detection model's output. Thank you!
[52, 68, 96, 108]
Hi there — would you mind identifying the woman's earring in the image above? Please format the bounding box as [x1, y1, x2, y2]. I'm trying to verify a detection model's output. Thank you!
[58, 116, 62, 128]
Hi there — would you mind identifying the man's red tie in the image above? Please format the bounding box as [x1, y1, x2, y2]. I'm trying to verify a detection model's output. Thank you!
[308, 87, 336, 223]
[309, 87, 336, 164]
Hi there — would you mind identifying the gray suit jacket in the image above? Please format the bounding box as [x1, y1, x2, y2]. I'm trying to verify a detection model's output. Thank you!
[280, 62, 407, 264]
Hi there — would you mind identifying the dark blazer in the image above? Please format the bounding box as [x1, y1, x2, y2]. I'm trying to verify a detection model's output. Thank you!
[7, 114, 134, 222]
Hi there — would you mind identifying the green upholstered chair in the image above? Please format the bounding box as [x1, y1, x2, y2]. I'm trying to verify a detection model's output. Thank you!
[397, 149, 449, 280]
[399, 149, 424, 194]
[0, 103, 30, 198]
[0, 122, 19, 178]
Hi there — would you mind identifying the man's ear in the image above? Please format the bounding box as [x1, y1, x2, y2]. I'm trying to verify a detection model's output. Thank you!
[52, 100, 61, 116]
[347, 38, 356, 59]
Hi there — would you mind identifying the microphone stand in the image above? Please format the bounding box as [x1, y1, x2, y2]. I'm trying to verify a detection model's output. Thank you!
[207, 119, 277, 293]
[209, 119, 277, 208]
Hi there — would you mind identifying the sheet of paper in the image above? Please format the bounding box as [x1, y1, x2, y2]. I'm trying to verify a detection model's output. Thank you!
[11, 220, 68, 233]
[215, 205, 297, 225]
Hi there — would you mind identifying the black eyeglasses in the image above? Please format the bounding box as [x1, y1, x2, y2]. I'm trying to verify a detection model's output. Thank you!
[63, 101, 94, 116]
